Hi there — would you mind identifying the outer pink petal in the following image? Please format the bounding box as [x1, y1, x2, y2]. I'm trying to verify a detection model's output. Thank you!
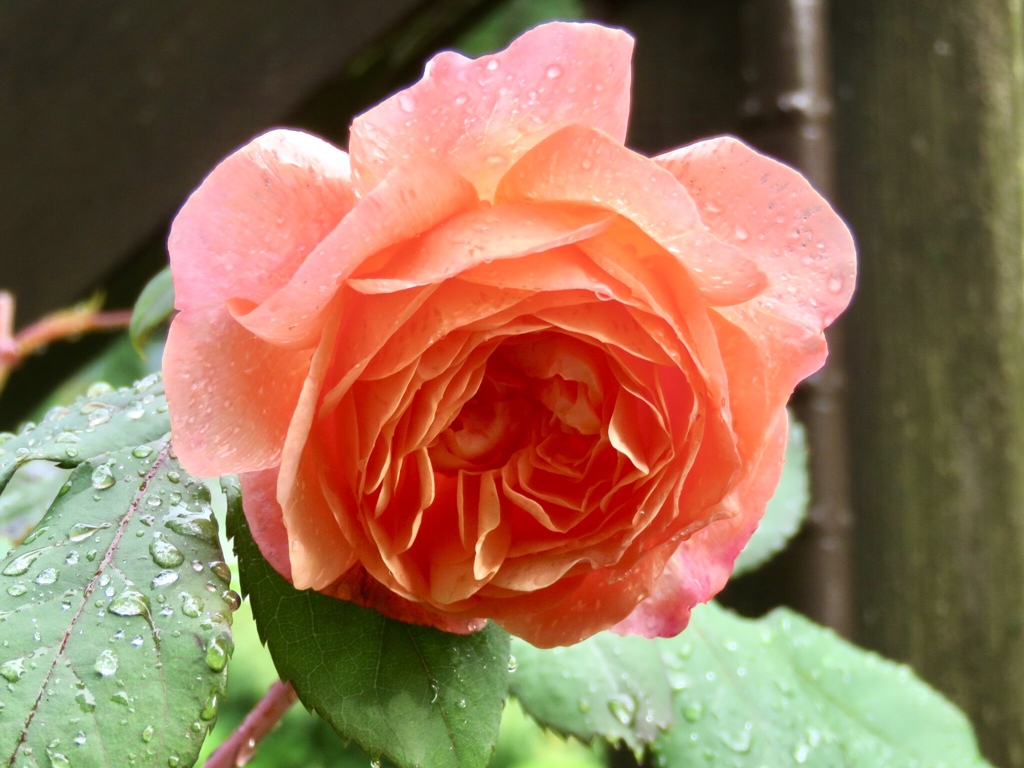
[610, 409, 788, 638]
[347, 203, 613, 293]
[328, 564, 487, 635]
[349, 22, 633, 200]
[496, 125, 767, 305]
[239, 468, 292, 581]
[229, 157, 478, 348]
[164, 304, 312, 477]
[655, 137, 856, 338]
[169, 129, 356, 312]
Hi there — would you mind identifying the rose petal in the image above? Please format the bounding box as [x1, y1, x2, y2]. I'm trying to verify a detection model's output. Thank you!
[496, 125, 767, 305]
[346, 203, 613, 293]
[239, 468, 292, 581]
[164, 304, 312, 476]
[656, 136, 856, 335]
[230, 157, 479, 347]
[349, 22, 632, 201]
[169, 129, 356, 312]
[329, 563, 487, 635]
[488, 542, 678, 647]
[282, 445, 358, 590]
[610, 409, 788, 637]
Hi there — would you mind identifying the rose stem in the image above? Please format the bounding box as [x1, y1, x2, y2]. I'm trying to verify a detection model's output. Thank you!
[0, 290, 132, 397]
[203, 680, 298, 768]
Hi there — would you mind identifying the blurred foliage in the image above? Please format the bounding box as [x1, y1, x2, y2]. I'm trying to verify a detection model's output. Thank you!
[455, 0, 585, 54]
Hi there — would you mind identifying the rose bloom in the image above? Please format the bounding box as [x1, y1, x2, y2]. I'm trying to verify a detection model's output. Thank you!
[164, 22, 854, 647]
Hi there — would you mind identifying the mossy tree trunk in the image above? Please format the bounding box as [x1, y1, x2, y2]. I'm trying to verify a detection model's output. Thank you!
[833, 2, 1024, 764]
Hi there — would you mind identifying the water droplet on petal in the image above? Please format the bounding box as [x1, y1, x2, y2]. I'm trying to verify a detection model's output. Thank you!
[546, 64, 563, 79]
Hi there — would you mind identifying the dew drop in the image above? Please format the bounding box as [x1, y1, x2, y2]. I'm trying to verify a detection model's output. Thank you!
[827, 275, 844, 294]
[578, 697, 591, 713]
[6, 584, 26, 596]
[108, 589, 151, 619]
[132, 445, 154, 459]
[151, 570, 179, 588]
[86, 382, 113, 397]
[209, 561, 231, 583]
[507, 655, 518, 673]
[87, 408, 112, 427]
[546, 64, 563, 79]
[397, 93, 415, 113]
[3, 548, 46, 576]
[90, 464, 116, 490]
[682, 701, 704, 723]
[165, 516, 218, 545]
[94, 649, 119, 677]
[74, 731, 87, 746]
[179, 592, 202, 618]
[221, 590, 241, 612]
[142, 725, 155, 742]
[205, 633, 232, 672]
[0, 657, 25, 681]
[606, 693, 636, 726]
[149, 533, 185, 568]
[75, 688, 96, 712]
[68, 522, 110, 543]
[200, 690, 220, 721]
[46, 748, 71, 767]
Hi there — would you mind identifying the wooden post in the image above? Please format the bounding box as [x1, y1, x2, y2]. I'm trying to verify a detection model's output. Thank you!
[833, 2, 1024, 763]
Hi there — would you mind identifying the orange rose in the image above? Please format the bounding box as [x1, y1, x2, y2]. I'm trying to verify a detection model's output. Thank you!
[164, 22, 854, 647]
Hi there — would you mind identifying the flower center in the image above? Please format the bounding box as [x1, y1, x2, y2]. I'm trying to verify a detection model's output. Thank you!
[428, 356, 538, 473]
[427, 333, 607, 476]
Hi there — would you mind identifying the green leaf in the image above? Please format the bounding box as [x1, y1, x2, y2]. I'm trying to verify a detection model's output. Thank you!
[0, 439, 235, 768]
[0, 461, 69, 556]
[129, 267, 174, 355]
[228, 478, 511, 768]
[32, 335, 164, 421]
[651, 602, 993, 768]
[732, 414, 809, 577]
[0, 374, 169, 489]
[508, 634, 674, 756]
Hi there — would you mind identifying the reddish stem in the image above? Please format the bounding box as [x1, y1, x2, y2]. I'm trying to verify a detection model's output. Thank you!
[0, 291, 132, 397]
[203, 680, 298, 768]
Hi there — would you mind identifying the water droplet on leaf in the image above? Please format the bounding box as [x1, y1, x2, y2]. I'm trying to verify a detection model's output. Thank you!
[94, 649, 119, 677]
